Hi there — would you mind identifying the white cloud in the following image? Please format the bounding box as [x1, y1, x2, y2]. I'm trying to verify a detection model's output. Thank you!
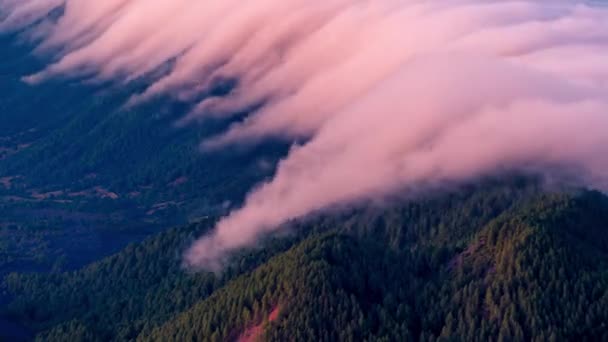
[3, 0, 607, 269]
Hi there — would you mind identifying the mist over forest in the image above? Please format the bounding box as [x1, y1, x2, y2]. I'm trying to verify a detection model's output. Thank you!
[1, 1, 608, 341]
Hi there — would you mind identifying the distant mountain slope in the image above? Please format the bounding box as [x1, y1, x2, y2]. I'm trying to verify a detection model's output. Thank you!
[4, 181, 608, 341]
[0, 37, 286, 276]
[0, 36, 280, 205]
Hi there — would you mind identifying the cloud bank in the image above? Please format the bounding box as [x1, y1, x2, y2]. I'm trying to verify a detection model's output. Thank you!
[2, 0, 608, 270]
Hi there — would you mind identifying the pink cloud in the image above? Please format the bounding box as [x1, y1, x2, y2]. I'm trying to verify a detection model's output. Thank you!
[3, 0, 607, 270]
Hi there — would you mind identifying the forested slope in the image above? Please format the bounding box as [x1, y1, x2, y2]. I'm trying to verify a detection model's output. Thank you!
[4, 181, 608, 341]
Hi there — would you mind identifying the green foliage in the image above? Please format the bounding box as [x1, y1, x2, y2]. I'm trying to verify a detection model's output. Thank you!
[5, 182, 608, 341]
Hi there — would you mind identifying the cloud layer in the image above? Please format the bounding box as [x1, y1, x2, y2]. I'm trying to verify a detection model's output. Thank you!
[2, 0, 608, 269]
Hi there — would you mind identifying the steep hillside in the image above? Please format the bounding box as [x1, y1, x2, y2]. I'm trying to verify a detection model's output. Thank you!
[4, 181, 608, 341]
[142, 191, 608, 342]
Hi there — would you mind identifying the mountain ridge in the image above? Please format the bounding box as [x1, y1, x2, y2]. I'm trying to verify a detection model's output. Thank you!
[4, 182, 608, 341]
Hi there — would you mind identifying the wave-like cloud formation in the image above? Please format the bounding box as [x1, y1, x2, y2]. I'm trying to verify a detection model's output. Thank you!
[2, 0, 608, 269]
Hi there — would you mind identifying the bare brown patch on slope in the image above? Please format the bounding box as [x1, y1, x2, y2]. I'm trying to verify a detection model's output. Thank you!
[237, 306, 281, 342]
